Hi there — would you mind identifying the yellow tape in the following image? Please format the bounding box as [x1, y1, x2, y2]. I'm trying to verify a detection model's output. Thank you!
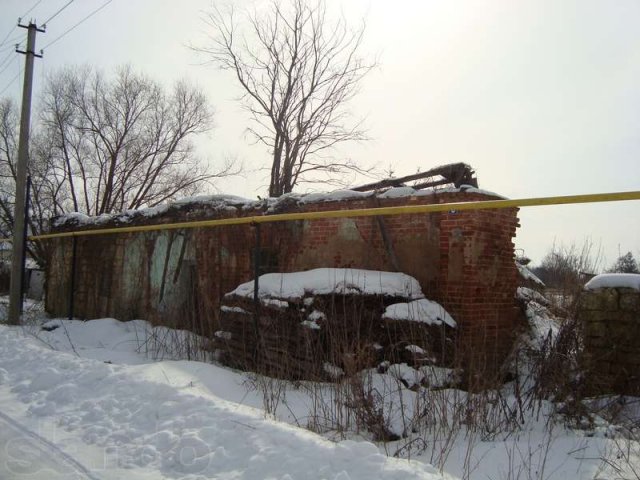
[2, 190, 638, 242]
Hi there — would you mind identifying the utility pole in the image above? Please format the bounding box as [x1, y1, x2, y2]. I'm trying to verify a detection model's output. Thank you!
[7, 21, 44, 325]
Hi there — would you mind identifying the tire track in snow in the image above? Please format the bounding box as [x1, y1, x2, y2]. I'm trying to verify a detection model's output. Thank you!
[0, 410, 101, 480]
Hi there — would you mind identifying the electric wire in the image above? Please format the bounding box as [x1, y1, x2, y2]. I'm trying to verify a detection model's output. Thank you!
[0, 50, 14, 71]
[0, 35, 22, 52]
[0, 56, 18, 77]
[0, 0, 44, 49]
[42, 0, 114, 51]
[0, 66, 24, 97]
[0, 29, 16, 49]
[21, 0, 44, 19]
[42, 0, 75, 26]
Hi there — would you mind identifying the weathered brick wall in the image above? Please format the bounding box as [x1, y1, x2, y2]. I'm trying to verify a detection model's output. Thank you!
[438, 207, 520, 380]
[216, 293, 458, 382]
[578, 287, 640, 395]
[45, 190, 519, 377]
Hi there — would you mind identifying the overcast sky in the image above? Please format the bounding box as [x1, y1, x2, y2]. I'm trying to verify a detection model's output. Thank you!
[0, 0, 638, 267]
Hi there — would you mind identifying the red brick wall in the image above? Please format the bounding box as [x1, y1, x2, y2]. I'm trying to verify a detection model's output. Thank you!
[437, 206, 520, 380]
[45, 190, 519, 376]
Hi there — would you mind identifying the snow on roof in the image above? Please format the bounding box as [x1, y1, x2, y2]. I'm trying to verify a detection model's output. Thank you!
[172, 194, 254, 206]
[516, 263, 545, 287]
[227, 268, 425, 301]
[382, 299, 456, 328]
[377, 187, 420, 199]
[436, 185, 508, 199]
[367, 185, 508, 200]
[52, 195, 253, 228]
[52, 185, 506, 229]
[297, 189, 372, 204]
[584, 273, 640, 291]
[53, 211, 92, 227]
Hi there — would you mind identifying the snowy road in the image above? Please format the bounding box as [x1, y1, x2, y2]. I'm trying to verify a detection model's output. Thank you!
[0, 412, 95, 480]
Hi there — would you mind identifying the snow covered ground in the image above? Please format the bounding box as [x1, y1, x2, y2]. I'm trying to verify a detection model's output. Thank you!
[0, 322, 448, 479]
[0, 304, 639, 479]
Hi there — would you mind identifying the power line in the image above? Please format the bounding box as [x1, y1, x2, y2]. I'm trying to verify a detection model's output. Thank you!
[43, 0, 76, 26]
[42, 0, 114, 51]
[0, 66, 23, 97]
[21, 0, 44, 19]
[0, 29, 16, 49]
[0, 34, 22, 52]
[0, 0, 44, 49]
[0, 56, 18, 77]
[0, 50, 14, 70]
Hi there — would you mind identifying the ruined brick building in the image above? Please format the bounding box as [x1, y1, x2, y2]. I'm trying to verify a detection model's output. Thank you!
[45, 166, 520, 383]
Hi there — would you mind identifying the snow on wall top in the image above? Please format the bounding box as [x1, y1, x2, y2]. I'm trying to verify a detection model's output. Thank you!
[227, 268, 425, 301]
[382, 299, 456, 327]
[432, 185, 507, 199]
[51, 195, 253, 228]
[295, 189, 372, 204]
[584, 273, 640, 291]
[51, 185, 505, 229]
[172, 194, 254, 207]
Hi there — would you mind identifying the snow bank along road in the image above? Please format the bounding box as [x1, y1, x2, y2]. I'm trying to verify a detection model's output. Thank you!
[0, 325, 449, 479]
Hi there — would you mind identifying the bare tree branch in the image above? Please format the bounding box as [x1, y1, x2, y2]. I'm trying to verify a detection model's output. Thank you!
[0, 65, 238, 266]
[198, 0, 375, 196]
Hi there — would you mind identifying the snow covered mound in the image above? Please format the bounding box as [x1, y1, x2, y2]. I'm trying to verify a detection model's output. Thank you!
[227, 268, 425, 301]
[516, 286, 550, 306]
[515, 287, 560, 352]
[383, 299, 456, 328]
[516, 263, 545, 287]
[34, 318, 205, 364]
[0, 326, 447, 479]
[584, 273, 640, 291]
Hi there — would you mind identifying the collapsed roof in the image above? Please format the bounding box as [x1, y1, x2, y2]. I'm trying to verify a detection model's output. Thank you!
[352, 162, 478, 192]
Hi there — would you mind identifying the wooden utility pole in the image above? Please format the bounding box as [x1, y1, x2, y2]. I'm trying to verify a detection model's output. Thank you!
[8, 21, 44, 325]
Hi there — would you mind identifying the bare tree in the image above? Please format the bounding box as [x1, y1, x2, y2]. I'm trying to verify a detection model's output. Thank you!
[40, 65, 233, 215]
[0, 99, 62, 263]
[0, 98, 19, 240]
[0, 65, 235, 265]
[532, 241, 603, 292]
[201, 0, 375, 197]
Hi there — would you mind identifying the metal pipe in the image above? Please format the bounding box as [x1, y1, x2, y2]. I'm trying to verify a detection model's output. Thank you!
[17, 190, 640, 242]
[67, 236, 77, 320]
[252, 223, 261, 361]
